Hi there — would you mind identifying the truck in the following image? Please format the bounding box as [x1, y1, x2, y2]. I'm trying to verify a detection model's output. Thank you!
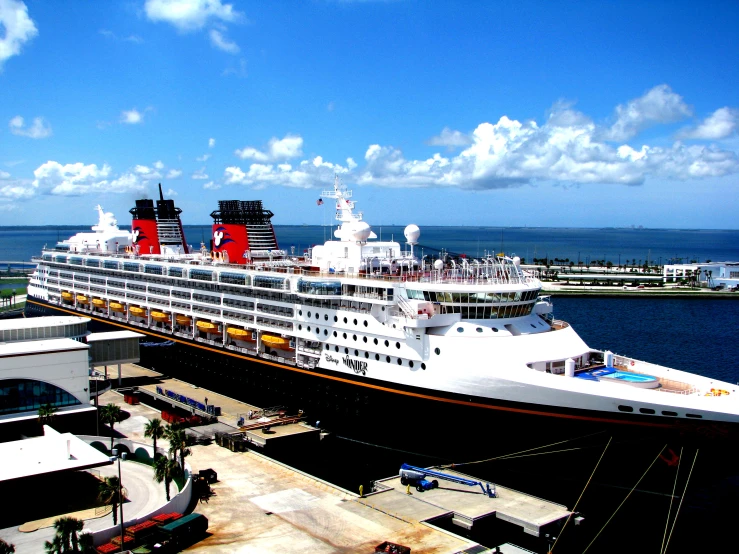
[399, 463, 496, 497]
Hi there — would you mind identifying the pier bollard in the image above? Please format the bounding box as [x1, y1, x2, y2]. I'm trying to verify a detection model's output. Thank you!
[359, 485, 364, 498]
[406, 484, 411, 495]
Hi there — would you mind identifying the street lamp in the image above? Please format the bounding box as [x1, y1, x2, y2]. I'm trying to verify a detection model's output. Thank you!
[110, 449, 127, 549]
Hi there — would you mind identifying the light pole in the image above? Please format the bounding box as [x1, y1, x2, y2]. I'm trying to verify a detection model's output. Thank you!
[110, 449, 127, 549]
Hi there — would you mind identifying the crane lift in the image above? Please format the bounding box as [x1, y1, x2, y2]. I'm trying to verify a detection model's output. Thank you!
[399, 463, 496, 497]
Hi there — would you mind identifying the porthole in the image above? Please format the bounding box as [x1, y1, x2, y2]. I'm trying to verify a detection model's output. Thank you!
[353, 334, 357, 341]
[397, 358, 402, 365]
[364, 352, 369, 358]
[345, 347, 349, 354]
[409, 361, 414, 368]
[421, 363, 426, 370]
[343, 317, 348, 323]
[686, 413, 703, 419]
[384, 340, 389, 347]
[298, 324, 302, 330]
[299, 310, 303, 316]
[334, 316, 338, 322]
[363, 320, 368, 327]
[531, 324, 536, 329]
[492, 328, 499, 333]
[343, 332, 347, 339]
[386, 356, 391, 363]
[307, 326, 311, 332]
[396, 342, 400, 349]
[307, 311, 311, 317]
[333, 331, 338, 337]
[374, 338, 379, 345]
[324, 329, 328, 336]
[662, 410, 677, 417]
[375, 354, 380, 361]
[457, 327, 464, 333]
[476, 327, 483, 333]
[355, 349, 359, 356]
[434, 348, 441, 355]
[351, 319, 356, 326]
[618, 405, 634, 413]
[316, 328, 321, 335]
[325, 314, 329, 321]
[363, 336, 367, 343]
[325, 344, 329, 350]
[639, 408, 655, 415]
[316, 313, 320, 320]
[335, 346, 339, 352]
[381, 306, 385, 311]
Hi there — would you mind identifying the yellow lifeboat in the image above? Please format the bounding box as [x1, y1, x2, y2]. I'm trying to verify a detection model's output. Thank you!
[110, 302, 125, 312]
[76, 295, 90, 304]
[61, 291, 73, 302]
[151, 311, 170, 322]
[227, 327, 256, 341]
[175, 314, 192, 325]
[261, 334, 293, 350]
[92, 298, 106, 308]
[129, 306, 146, 317]
[196, 320, 219, 333]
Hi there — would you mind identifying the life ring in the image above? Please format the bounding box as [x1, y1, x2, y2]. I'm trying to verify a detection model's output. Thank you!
[630, 361, 635, 367]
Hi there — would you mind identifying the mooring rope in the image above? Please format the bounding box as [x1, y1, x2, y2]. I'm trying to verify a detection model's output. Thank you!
[662, 449, 699, 554]
[581, 444, 667, 554]
[548, 436, 612, 554]
[660, 446, 683, 554]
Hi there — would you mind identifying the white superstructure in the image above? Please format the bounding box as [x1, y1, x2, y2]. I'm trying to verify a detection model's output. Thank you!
[26, 179, 739, 430]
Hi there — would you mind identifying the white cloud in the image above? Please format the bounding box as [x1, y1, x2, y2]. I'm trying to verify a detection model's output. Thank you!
[144, 0, 242, 32]
[604, 84, 692, 141]
[9, 115, 52, 138]
[203, 180, 221, 190]
[153, 160, 165, 170]
[165, 188, 178, 196]
[32, 161, 119, 196]
[427, 127, 472, 149]
[224, 156, 353, 188]
[134, 164, 162, 180]
[208, 137, 216, 148]
[196, 153, 211, 162]
[192, 167, 208, 179]
[99, 29, 144, 44]
[166, 169, 183, 179]
[0, 0, 38, 69]
[209, 28, 239, 53]
[678, 107, 739, 140]
[0, 178, 33, 200]
[0, 170, 10, 179]
[235, 134, 303, 161]
[121, 109, 143, 124]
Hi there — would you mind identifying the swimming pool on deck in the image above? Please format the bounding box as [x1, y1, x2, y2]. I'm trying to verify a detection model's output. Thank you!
[576, 367, 660, 388]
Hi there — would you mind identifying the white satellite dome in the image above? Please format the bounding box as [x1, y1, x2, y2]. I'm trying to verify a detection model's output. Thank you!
[433, 259, 444, 270]
[351, 221, 372, 242]
[513, 256, 521, 266]
[404, 224, 420, 244]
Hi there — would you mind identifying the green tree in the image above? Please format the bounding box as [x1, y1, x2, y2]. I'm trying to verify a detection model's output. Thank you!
[44, 516, 84, 553]
[153, 456, 181, 501]
[97, 476, 123, 526]
[144, 417, 165, 459]
[0, 538, 15, 554]
[38, 403, 58, 427]
[99, 403, 122, 450]
[166, 426, 191, 469]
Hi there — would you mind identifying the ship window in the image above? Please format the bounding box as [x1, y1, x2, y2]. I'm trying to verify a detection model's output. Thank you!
[639, 408, 655, 415]
[476, 327, 483, 333]
[325, 344, 329, 350]
[307, 311, 311, 317]
[353, 319, 357, 325]
[492, 328, 499, 332]
[299, 310, 303, 316]
[343, 317, 348, 323]
[298, 325, 302, 330]
[344, 347, 349, 354]
[343, 332, 347, 339]
[364, 352, 369, 359]
[662, 410, 677, 417]
[334, 316, 338, 322]
[396, 342, 400, 349]
[307, 326, 311, 332]
[145, 264, 163, 275]
[384, 340, 389, 347]
[316, 328, 320, 335]
[324, 329, 328, 336]
[374, 338, 378, 345]
[435, 348, 440, 355]
[375, 354, 380, 360]
[457, 327, 464, 333]
[353, 335, 357, 341]
[618, 405, 634, 412]
[421, 363, 426, 370]
[363, 320, 368, 327]
[316, 313, 319, 320]
[685, 413, 703, 419]
[333, 331, 337, 337]
[335, 346, 339, 352]
[386, 356, 391, 363]
[363, 337, 367, 343]
[325, 314, 329, 321]
[397, 358, 402, 365]
[409, 361, 414, 368]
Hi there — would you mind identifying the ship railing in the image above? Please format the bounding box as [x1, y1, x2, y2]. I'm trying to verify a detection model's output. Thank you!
[550, 320, 570, 330]
[298, 346, 322, 355]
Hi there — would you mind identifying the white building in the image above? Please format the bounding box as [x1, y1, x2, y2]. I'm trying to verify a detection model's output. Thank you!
[663, 261, 739, 289]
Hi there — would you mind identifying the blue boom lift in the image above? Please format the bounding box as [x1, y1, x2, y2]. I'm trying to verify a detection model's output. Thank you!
[399, 463, 496, 497]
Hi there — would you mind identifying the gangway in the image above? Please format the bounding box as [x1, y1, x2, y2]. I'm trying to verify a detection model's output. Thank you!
[400, 463, 496, 497]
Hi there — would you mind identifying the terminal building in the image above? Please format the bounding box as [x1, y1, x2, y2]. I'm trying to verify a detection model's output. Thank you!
[663, 261, 739, 289]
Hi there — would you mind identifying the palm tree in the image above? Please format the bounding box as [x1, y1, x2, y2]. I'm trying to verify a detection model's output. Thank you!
[0, 538, 15, 554]
[144, 418, 165, 459]
[38, 403, 58, 427]
[97, 476, 123, 525]
[166, 427, 191, 469]
[44, 516, 84, 553]
[99, 403, 122, 450]
[153, 456, 181, 501]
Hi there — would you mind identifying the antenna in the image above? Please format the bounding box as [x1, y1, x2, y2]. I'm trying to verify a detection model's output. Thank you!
[158, 183, 164, 201]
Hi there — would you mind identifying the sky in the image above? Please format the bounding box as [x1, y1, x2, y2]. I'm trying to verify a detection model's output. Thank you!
[1, 0, 738, 229]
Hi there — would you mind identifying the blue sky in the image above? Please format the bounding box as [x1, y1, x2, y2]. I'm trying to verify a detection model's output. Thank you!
[1, 0, 738, 229]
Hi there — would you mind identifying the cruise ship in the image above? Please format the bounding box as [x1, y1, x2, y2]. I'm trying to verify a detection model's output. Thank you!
[25, 181, 739, 439]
